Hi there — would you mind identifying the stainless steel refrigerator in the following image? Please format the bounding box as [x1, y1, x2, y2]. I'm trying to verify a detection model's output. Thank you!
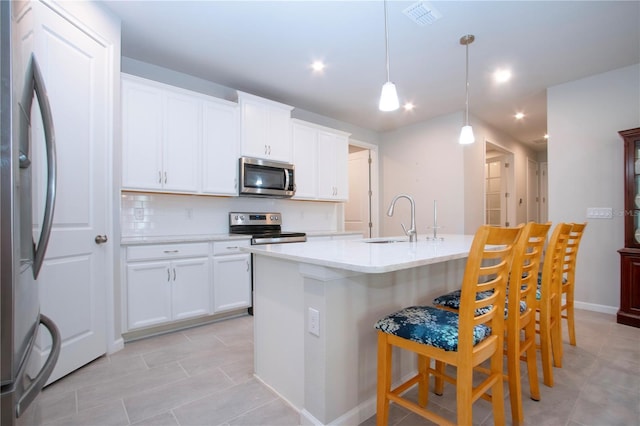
[1, 1, 61, 424]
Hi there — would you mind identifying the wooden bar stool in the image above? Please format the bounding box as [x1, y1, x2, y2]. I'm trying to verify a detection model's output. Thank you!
[534, 222, 572, 386]
[374, 225, 522, 426]
[431, 222, 550, 425]
[560, 222, 587, 346]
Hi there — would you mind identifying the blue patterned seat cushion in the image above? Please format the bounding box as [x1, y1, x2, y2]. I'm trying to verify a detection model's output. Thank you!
[536, 272, 567, 300]
[432, 290, 526, 317]
[374, 306, 492, 351]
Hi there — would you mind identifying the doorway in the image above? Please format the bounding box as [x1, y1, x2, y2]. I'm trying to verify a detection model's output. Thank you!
[345, 140, 379, 238]
[485, 142, 515, 227]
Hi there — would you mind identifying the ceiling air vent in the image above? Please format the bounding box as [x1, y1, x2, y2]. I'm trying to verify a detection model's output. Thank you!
[403, 1, 443, 26]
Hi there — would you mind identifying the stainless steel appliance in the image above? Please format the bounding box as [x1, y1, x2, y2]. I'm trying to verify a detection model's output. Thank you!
[229, 212, 306, 245]
[238, 156, 295, 198]
[1, 2, 61, 424]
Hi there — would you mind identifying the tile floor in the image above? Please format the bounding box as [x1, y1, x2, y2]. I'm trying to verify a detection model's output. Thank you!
[18, 309, 640, 426]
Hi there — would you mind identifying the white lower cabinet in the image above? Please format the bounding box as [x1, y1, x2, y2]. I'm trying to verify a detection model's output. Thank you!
[212, 240, 252, 313]
[126, 243, 210, 331]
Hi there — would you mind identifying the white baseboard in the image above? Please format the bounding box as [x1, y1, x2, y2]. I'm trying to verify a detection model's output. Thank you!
[575, 301, 617, 315]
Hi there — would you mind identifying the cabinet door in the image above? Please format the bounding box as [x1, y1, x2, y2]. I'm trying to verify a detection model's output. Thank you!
[266, 107, 292, 163]
[127, 261, 172, 329]
[122, 78, 163, 189]
[240, 95, 292, 162]
[213, 253, 252, 313]
[241, 100, 269, 158]
[164, 92, 201, 192]
[292, 122, 318, 199]
[171, 257, 211, 320]
[202, 100, 239, 195]
[317, 131, 349, 201]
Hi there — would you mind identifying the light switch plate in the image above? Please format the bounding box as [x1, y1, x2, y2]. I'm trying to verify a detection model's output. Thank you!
[586, 207, 613, 219]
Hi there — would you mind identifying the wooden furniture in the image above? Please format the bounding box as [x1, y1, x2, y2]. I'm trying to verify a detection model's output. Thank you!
[431, 222, 550, 425]
[534, 222, 572, 387]
[374, 225, 521, 426]
[501, 222, 549, 425]
[560, 223, 587, 344]
[618, 128, 640, 328]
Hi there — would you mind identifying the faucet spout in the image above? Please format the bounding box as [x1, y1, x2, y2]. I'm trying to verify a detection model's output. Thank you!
[387, 194, 417, 242]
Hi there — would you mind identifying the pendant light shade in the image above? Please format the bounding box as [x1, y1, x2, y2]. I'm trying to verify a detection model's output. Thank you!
[379, 81, 399, 111]
[459, 34, 475, 144]
[459, 125, 475, 145]
[379, 0, 399, 111]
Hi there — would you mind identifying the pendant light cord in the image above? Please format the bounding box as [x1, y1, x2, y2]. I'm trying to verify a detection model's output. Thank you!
[384, 0, 391, 82]
[464, 41, 469, 125]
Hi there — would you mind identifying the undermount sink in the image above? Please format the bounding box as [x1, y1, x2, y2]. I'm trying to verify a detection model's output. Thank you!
[362, 238, 407, 244]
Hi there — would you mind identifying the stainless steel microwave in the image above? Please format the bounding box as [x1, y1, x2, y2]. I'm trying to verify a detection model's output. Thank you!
[239, 157, 295, 198]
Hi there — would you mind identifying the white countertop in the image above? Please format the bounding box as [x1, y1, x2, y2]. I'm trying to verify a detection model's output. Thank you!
[243, 234, 475, 273]
[120, 234, 251, 245]
[120, 231, 361, 246]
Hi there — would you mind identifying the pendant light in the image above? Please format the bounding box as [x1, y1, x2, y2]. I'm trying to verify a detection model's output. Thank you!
[459, 34, 475, 144]
[379, 0, 399, 111]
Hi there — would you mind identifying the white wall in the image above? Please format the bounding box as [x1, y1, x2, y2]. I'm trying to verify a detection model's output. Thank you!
[379, 110, 539, 238]
[547, 64, 640, 313]
[379, 112, 466, 237]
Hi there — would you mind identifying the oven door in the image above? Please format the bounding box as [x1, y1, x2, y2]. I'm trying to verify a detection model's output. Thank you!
[239, 157, 294, 198]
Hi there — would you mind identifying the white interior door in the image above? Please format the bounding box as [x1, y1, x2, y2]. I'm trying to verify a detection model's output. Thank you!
[28, 2, 109, 384]
[485, 157, 504, 226]
[539, 162, 549, 223]
[527, 158, 539, 222]
[345, 149, 370, 237]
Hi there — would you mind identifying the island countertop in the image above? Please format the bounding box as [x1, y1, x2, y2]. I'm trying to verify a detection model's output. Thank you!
[243, 234, 475, 274]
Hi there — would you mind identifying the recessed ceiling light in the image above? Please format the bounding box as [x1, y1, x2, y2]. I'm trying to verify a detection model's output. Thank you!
[311, 61, 325, 72]
[494, 68, 511, 83]
[404, 102, 415, 111]
[514, 112, 525, 120]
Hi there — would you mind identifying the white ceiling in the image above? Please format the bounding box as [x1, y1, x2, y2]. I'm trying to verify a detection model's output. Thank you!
[100, 1, 640, 151]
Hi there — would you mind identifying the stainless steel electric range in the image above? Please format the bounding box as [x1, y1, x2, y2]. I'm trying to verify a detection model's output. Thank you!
[228, 212, 307, 245]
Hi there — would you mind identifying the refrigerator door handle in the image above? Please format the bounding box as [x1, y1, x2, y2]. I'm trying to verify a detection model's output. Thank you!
[23, 55, 57, 279]
[15, 314, 61, 418]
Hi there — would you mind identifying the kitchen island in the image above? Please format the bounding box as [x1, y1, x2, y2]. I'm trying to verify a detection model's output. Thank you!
[244, 235, 474, 426]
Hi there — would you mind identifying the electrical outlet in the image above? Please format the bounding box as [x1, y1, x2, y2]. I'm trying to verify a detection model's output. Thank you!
[308, 307, 320, 336]
[134, 207, 144, 220]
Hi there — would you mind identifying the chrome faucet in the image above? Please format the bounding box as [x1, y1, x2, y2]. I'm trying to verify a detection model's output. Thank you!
[387, 194, 417, 242]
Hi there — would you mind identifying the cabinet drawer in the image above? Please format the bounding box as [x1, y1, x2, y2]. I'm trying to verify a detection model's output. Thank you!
[212, 239, 250, 255]
[127, 243, 209, 261]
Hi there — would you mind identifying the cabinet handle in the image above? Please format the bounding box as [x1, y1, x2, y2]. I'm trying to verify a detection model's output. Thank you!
[158, 171, 162, 184]
[173, 268, 176, 281]
[164, 171, 167, 184]
[163, 250, 179, 254]
[226, 246, 239, 250]
[268, 145, 271, 155]
[264, 144, 268, 155]
[167, 268, 170, 282]
[246, 260, 250, 272]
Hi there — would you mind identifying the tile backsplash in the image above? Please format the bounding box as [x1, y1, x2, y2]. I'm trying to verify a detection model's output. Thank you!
[121, 192, 342, 237]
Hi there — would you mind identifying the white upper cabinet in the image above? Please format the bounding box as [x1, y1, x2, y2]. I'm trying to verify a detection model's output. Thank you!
[238, 91, 294, 163]
[122, 74, 239, 196]
[291, 119, 350, 201]
[291, 120, 318, 199]
[201, 99, 240, 195]
[317, 130, 349, 201]
[163, 91, 201, 192]
[122, 77, 165, 190]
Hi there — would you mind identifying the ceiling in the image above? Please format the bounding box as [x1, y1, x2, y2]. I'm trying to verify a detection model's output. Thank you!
[100, 1, 640, 151]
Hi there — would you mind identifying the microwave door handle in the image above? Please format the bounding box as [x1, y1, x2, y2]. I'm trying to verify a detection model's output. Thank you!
[29, 55, 57, 279]
[284, 169, 290, 191]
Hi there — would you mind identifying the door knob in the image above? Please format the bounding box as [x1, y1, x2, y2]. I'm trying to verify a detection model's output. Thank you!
[95, 235, 108, 244]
